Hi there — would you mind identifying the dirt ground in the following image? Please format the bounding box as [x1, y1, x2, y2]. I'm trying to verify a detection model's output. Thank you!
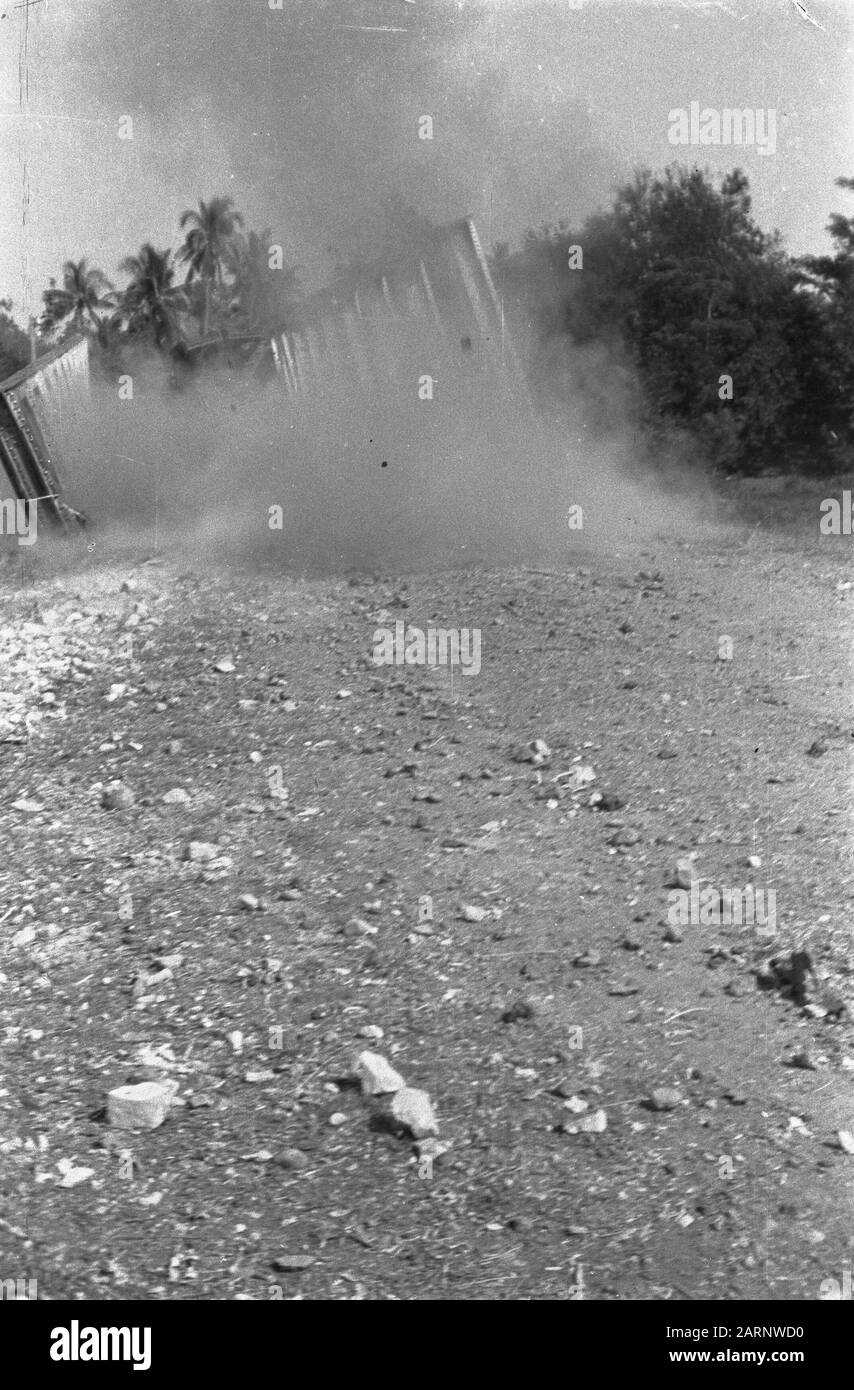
[1, 475, 852, 1301]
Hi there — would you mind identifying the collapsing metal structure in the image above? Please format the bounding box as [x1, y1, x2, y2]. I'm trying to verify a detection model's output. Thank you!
[269, 217, 532, 410]
[0, 218, 530, 532]
[0, 335, 90, 531]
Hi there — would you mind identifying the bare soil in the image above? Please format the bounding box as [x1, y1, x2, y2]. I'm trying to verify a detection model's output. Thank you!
[1, 476, 852, 1301]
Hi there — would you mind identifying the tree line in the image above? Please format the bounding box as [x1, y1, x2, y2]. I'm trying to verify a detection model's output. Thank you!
[1, 169, 852, 473]
[0, 196, 300, 383]
[491, 166, 854, 474]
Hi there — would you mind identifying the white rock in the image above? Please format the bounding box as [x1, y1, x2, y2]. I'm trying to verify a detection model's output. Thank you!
[460, 905, 488, 922]
[213, 658, 235, 673]
[563, 1095, 589, 1114]
[357, 1024, 384, 1040]
[107, 1081, 177, 1130]
[837, 1130, 854, 1155]
[563, 1108, 608, 1134]
[162, 788, 191, 805]
[564, 763, 596, 792]
[227, 1030, 244, 1054]
[185, 841, 220, 862]
[12, 924, 37, 948]
[57, 1162, 95, 1188]
[356, 1051, 405, 1095]
[391, 1086, 438, 1137]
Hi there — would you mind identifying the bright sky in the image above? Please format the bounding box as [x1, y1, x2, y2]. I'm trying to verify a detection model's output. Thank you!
[1, 0, 851, 324]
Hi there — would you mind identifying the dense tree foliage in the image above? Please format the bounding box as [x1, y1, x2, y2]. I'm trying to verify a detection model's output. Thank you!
[493, 167, 854, 473]
[0, 299, 31, 382]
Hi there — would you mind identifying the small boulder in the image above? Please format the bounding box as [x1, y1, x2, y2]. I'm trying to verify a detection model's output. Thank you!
[108, 1081, 177, 1130]
[648, 1087, 684, 1112]
[390, 1086, 438, 1138]
[355, 1051, 405, 1095]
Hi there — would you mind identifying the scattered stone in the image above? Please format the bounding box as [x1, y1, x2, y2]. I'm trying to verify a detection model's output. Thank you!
[213, 657, 235, 674]
[836, 1130, 854, 1155]
[573, 950, 601, 968]
[609, 827, 641, 847]
[501, 1000, 535, 1024]
[665, 858, 696, 890]
[328, 1111, 348, 1126]
[786, 1050, 817, 1071]
[108, 1081, 177, 1130]
[12, 924, 37, 948]
[622, 933, 643, 952]
[11, 798, 44, 813]
[415, 1137, 451, 1163]
[563, 764, 596, 792]
[563, 1108, 607, 1134]
[184, 841, 221, 863]
[244, 1069, 276, 1084]
[663, 923, 684, 943]
[595, 791, 625, 812]
[154, 954, 184, 971]
[820, 991, 849, 1020]
[277, 1148, 309, 1171]
[356, 1051, 405, 1095]
[746, 855, 762, 869]
[238, 893, 260, 912]
[336, 689, 352, 699]
[357, 1024, 384, 1041]
[162, 788, 191, 805]
[460, 904, 488, 922]
[272, 1255, 314, 1272]
[767, 949, 816, 1004]
[101, 782, 135, 811]
[187, 1093, 214, 1109]
[563, 1095, 589, 1114]
[390, 1086, 438, 1138]
[57, 1159, 95, 1188]
[806, 740, 827, 757]
[648, 1088, 683, 1112]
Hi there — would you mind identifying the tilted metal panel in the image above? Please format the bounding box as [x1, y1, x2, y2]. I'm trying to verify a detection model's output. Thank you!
[0, 335, 90, 529]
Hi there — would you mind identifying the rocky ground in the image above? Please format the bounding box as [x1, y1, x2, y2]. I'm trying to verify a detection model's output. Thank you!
[0, 476, 852, 1301]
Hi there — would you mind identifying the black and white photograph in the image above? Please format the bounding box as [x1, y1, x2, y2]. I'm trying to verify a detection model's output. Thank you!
[0, 0, 852, 1340]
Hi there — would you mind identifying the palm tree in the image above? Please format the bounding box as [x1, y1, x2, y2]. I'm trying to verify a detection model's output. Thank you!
[40, 259, 114, 338]
[117, 244, 187, 351]
[178, 196, 244, 337]
[225, 228, 300, 334]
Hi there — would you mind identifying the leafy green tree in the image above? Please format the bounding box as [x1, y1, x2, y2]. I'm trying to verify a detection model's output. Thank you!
[117, 244, 187, 351]
[39, 259, 114, 339]
[0, 299, 31, 381]
[178, 196, 244, 337]
[494, 166, 847, 471]
[795, 177, 854, 456]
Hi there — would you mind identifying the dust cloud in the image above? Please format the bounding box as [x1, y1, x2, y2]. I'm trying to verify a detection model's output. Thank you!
[62, 302, 712, 578]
